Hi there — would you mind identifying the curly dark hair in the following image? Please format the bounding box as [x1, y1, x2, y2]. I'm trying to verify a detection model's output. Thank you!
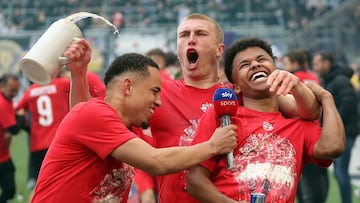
[224, 38, 276, 83]
[104, 53, 159, 86]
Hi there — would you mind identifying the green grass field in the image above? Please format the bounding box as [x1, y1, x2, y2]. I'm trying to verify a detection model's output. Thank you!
[6, 131, 360, 202]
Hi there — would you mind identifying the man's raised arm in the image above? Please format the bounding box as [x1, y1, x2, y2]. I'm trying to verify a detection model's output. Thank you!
[62, 38, 92, 108]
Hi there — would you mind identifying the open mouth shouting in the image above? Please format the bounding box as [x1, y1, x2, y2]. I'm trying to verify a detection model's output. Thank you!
[187, 49, 199, 68]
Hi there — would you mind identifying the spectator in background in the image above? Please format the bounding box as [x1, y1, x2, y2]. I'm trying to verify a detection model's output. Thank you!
[0, 73, 24, 203]
[165, 51, 182, 80]
[218, 57, 229, 84]
[24, 9, 46, 30]
[283, 49, 329, 203]
[283, 49, 320, 84]
[0, 10, 9, 33]
[349, 62, 360, 95]
[313, 51, 359, 203]
[112, 10, 124, 29]
[9, 6, 24, 30]
[146, 48, 172, 81]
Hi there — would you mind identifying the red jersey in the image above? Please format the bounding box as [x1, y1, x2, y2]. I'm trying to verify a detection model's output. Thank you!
[0, 93, 16, 162]
[293, 70, 320, 84]
[192, 107, 331, 203]
[87, 72, 106, 99]
[147, 80, 229, 203]
[160, 69, 172, 81]
[16, 78, 70, 152]
[31, 98, 137, 203]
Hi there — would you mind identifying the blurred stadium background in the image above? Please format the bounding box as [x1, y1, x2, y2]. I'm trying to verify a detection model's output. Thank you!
[1, 0, 360, 202]
[1, 0, 360, 77]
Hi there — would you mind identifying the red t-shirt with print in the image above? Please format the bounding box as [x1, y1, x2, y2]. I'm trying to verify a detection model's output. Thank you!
[31, 98, 137, 203]
[192, 106, 331, 203]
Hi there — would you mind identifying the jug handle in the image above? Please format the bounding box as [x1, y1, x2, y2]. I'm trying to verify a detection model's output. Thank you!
[58, 37, 82, 65]
[58, 56, 71, 65]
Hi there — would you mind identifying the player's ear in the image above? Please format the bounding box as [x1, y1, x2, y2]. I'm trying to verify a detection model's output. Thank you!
[122, 78, 133, 95]
[233, 84, 241, 94]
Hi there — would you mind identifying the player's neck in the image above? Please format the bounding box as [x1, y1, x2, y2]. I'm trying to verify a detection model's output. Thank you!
[242, 96, 279, 112]
[184, 76, 220, 89]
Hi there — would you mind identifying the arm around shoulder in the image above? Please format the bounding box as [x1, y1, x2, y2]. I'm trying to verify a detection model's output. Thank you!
[280, 81, 321, 120]
[306, 83, 345, 159]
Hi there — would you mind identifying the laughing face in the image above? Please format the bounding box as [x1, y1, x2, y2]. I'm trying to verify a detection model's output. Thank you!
[177, 17, 224, 81]
[231, 46, 276, 99]
[126, 66, 162, 129]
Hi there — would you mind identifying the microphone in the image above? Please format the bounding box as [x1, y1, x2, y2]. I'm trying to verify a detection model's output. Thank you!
[213, 87, 238, 170]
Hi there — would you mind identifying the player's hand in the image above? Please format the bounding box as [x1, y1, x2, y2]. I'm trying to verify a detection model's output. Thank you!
[267, 69, 299, 95]
[62, 38, 91, 75]
[139, 189, 156, 203]
[208, 124, 237, 155]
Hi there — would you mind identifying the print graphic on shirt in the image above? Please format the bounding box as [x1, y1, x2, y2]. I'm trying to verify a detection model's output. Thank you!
[90, 163, 135, 202]
[30, 85, 58, 127]
[179, 102, 212, 190]
[179, 101, 213, 147]
[179, 119, 199, 147]
[200, 102, 213, 112]
[179, 119, 199, 190]
[233, 121, 296, 202]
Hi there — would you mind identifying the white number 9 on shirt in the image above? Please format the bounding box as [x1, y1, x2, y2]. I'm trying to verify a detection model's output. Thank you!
[37, 95, 54, 126]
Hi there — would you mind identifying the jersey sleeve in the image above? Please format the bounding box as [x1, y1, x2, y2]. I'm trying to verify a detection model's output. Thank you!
[134, 169, 157, 194]
[87, 72, 106, 99]
[303, 120, 332, 167]
[15, 88, 30, 111]
[72, 101, 137, 160]
[191, 107, 221, 171]
[0, 101, 16, 129]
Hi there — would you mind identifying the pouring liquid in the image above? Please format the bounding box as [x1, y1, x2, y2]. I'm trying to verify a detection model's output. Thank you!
[65, 12, 120, 36]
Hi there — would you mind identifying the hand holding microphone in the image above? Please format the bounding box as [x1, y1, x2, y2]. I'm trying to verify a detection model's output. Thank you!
[213, 87, 239, 170]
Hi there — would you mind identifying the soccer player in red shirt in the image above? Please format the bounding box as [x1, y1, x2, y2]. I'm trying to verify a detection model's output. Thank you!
[0, 73, 23, 203]
[186, 38, 345, 203]
[16, 69, 105, 188]
[16, 75, 70, 186]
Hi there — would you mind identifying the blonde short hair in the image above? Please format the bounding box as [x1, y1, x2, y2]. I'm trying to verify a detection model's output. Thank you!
[179, 13, 224, 44]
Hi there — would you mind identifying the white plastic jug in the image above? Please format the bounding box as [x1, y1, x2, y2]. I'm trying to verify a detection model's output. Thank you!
[20, 19, 82, 85]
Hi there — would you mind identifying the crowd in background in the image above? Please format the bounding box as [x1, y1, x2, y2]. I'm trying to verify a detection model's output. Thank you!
[0, 4, 359, 201]
[0, 0, 355, 32]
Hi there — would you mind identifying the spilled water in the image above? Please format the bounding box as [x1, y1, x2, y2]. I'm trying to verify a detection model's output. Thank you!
[65, 12, 120, 36]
